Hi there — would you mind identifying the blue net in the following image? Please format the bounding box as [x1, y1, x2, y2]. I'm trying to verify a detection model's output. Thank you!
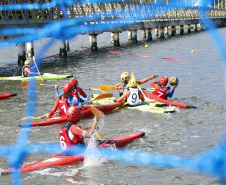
[1, 0, 226, 184]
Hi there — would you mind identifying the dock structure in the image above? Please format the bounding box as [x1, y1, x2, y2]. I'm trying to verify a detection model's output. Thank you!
[0, 0, 226, 65]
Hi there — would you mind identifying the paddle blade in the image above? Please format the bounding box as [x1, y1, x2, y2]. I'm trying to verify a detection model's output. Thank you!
[91, 106, 104, 117]
[95, 130, 102, 139]
[91, 93, 113, 101]
[98, 84, 118, 91]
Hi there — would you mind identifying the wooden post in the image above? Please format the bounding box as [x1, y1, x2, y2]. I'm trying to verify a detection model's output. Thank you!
[142, 29, 146, 40]
[160, 27, 164, 38]
[188, 24, 191, 33]
[111, 32, 120, 46]
[147, 28, 152, 41]
[128, 30, 132, 41]
[26, 42, 34, 60]
[171, 26, 175, 36]
[89, 34, 98, 50]
[180, 25, 184, 35]
[59, 40, 67, 56]
[155, 28, 159, 37]
[132, 30, 137, 43]
[18, 43, 26, 66]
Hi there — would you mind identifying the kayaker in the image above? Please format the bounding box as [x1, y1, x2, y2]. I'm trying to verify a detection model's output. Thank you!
[48, 83, 83, 118]
[117, 78, 145, 106]
[22, 60, 39, 77]
[151, 76, 177, 100]
[115, 72, 158, 96]
[59, 106, 98, 150]
[55, 78, 89, 103]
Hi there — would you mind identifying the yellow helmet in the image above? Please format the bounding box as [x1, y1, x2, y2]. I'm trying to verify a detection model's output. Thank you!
[24, 60, 31, 65]
[120, 72, 130, 81]
[128, 78, 137, 88]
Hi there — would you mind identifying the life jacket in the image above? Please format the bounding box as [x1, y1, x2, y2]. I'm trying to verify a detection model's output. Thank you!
[22, 66, 29, 77]
[58, 96, 70, 115]
[59, 123, 84, 150]
[127, 88, 140, 106]
[119, 82, 128, 96]
[153, 85, 168, 99]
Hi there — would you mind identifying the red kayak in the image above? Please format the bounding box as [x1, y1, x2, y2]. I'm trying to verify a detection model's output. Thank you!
[21, 102, 122, 127]
[144, 91, 197, 109]
[0, 93, 17, 100]
[2, 132, 145, 174]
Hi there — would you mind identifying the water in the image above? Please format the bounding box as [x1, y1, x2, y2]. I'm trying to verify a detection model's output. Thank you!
[0, 27, 226, 184]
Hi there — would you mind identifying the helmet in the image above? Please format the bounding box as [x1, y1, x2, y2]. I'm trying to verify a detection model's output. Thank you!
[63, 83, 74, 94]
[24, 60, 31, 65]
[128, 78, 137, 88]
[120, 72, 130, 81]
[159, 76, 168, 86]
[66, 106, 82, 122]
[68, 78, 78, 88]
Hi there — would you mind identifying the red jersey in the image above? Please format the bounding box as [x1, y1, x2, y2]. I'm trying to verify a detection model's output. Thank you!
[59, 123, 85, 150]
[153, 85, 168, 99]
[58, 96, 70, 115]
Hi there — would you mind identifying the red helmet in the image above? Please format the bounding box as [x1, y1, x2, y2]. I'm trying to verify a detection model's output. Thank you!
[68, 78, 78, 88]
[63, 83, 74, 94]
[66, 106, 82, 122]
[159, 76, 168, 86]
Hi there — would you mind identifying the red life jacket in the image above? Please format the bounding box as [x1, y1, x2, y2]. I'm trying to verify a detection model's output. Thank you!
[59, 123, 84, 150]
[153, 85, 168, 99]
[58, 96, 70, 115]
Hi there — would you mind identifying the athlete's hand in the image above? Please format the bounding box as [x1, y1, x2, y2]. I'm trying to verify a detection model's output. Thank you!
[173, 85, 178, 89]
[55, 85, 59, 89]
[152, 74, 159, 79]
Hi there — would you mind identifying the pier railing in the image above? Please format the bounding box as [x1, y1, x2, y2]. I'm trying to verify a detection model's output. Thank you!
[0, 0, 226, 27]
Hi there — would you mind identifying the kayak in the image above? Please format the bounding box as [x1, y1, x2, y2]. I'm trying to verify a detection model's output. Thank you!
[21, 102, 122, 127]
[2, 131, 145, 174]
[143, 91, 197, 109]
[0, 73, 73, 81]
[0, 93, 17, 100]
[91, 94, 175, 114]
[91, 94, 168, 107]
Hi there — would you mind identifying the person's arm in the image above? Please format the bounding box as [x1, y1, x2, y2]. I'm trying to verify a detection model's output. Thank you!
[48, 98, 59, 118]
[167, 85, 177, 98]
[83, 117, 98, 138]
[114, 82, 123, 88]
[138, 74, 159, 84]
[150, 81, 159, 89]
[139, 91, 145, 102]
[78, 88, 87, 98]
[117, 91, 128, 102]
[25, 68, 39, 75]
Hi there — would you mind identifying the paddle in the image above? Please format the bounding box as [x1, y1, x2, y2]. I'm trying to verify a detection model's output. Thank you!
[21, 81, 100, 90]
[84, 93, 113, 105]
[91, 106, 104, 139]
[20, 114, 48, 121]
[33, 56, 44, 82]
[98, 84, 154, 92]
[131, 73, 155, 103]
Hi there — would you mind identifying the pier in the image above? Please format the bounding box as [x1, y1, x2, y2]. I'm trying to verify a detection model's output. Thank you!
[0, 0, 226, 65]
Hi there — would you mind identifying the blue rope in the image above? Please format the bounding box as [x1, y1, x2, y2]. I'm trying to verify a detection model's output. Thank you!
[0, 0, 225, 184]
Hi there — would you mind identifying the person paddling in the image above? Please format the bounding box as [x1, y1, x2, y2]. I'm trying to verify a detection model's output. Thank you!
[59, 106, 98, 151]
[48, 83, 83, 118]
[151, 76, 177, 100]
[55, 78, 89, 103]
[117, 78, 144, 106]
[22, 60, 39, 77]
[115, 72, 158, 96]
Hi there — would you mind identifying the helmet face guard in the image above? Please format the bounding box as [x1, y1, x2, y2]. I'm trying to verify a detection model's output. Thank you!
[121, 72, 130, 82]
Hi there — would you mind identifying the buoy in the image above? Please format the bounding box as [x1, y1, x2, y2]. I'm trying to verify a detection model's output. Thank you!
[145, 44, 148, 48]
[191, 50, 195, 53]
